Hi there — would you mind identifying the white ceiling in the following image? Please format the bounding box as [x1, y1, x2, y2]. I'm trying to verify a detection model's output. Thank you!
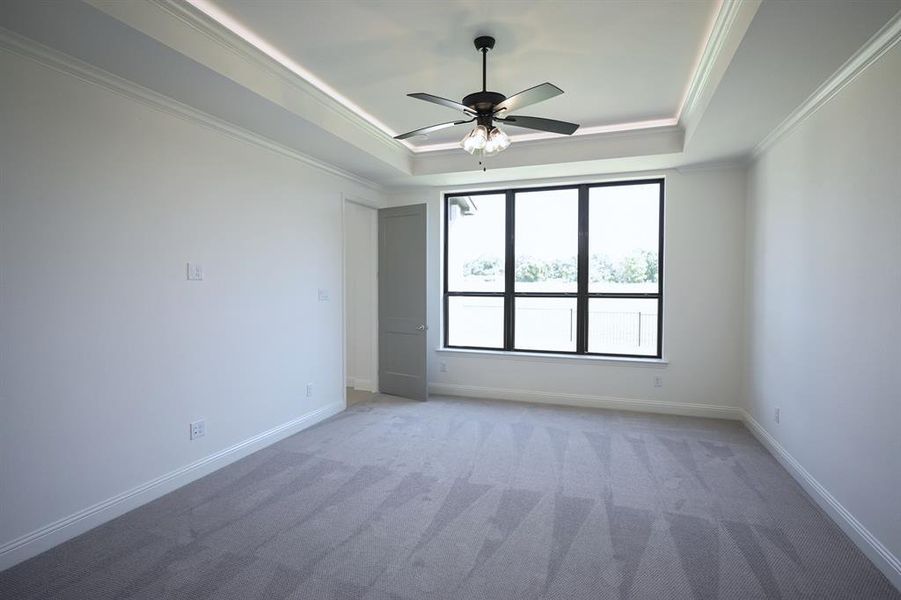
[209, 0, 718, 147]
[3, 0, 899, 187]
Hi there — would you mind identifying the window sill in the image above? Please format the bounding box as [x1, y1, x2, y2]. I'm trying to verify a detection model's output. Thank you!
[435, 347, 668, 367]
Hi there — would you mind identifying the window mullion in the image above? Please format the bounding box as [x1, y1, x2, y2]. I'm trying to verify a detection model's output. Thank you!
[657, 181, 665, 359]
[576, 185, 588, 353]
[443, 196, 450, 347]
[504, 190, 515, 351]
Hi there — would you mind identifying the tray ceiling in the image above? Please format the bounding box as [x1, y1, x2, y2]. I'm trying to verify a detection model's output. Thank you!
[207, 0, 719, 148]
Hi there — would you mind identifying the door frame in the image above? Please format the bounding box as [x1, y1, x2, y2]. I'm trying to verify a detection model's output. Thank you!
[341, 193, 380, 401]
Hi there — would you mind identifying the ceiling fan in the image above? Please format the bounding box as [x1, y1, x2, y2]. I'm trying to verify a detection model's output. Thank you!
[395, 36, 579, 157]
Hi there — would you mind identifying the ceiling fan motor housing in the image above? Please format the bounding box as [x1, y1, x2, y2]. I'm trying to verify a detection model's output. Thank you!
[463, 91, 506, 117]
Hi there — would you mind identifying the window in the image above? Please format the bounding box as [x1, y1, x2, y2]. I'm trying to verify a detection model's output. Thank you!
[444, 179, 663, 358]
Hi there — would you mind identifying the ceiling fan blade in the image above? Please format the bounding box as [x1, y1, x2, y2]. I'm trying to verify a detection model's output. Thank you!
[498, 115, 580, 135]
[408, 93, 475, 114]
[493, 83, 563, 114]
[394, 119, 474, 140]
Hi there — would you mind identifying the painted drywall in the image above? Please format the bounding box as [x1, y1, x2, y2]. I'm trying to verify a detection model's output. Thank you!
[344, 200, 377, 391]
[0, 49, 381, 565]
[386, 166, 747, 416]
[744, 41, 901, 581]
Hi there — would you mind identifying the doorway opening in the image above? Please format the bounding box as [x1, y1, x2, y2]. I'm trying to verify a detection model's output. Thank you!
[344, 198, 378, 407]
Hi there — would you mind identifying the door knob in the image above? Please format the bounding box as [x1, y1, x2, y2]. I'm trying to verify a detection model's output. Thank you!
[417, 324, 427, 331]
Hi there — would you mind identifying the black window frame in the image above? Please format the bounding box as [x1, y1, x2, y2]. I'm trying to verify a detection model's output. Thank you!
[443, 178, 664, 359]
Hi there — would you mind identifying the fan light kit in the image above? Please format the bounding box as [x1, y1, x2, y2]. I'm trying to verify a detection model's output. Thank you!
[395, 36, 579, 164]
[461, 125, 510, 156]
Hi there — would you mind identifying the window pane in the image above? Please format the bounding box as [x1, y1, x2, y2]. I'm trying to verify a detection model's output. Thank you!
[515, 297, 576, 352]
[448, 296, 504, 348]
[447, 194, 506, 292]
[588, 298, 658, 356]
[515, 189, 578, 292]
[588, 184, 660, 293]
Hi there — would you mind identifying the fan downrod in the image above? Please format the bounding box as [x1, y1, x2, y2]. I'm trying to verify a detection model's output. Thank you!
[465, 36, 504, 113]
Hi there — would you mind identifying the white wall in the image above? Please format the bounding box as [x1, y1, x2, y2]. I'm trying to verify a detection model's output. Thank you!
[387, 166, 747, 417]
[344, 201, 377, 391]
[0, 49, 381, 567]
[745, 41, 901, 583]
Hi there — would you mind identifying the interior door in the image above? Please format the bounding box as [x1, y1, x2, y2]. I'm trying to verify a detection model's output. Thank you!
[378, 204, 428, 401]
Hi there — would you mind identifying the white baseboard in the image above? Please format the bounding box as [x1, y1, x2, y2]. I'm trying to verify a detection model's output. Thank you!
[347, 377, 375, 392]
[428, 382, 743, 420]
[741, 410, 901, 590]
[0, 401, 344, 572]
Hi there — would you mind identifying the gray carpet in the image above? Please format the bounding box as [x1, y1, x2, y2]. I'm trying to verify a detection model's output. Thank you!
[1, 395, 897, 599]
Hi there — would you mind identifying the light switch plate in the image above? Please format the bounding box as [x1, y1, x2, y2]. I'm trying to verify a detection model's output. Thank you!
[186, 262, 204, 281]
[317, 288, 329, 302]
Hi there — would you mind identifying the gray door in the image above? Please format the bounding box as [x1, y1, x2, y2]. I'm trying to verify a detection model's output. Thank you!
[378, 204, 427, 401]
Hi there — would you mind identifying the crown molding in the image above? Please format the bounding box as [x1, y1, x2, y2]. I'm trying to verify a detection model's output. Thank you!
[752, 10, 901, 159]
[0, 27, 384, 192]
[678, 0, 761, 141]
[680, 0, 745, 120]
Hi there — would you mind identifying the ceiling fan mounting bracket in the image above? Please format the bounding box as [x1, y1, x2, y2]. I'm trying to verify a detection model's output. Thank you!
[474, 36, 495, 52]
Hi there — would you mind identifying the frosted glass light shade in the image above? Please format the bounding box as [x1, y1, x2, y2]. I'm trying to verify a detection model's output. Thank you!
[484, 127, 510, 156]
[461, 125, 489, 154]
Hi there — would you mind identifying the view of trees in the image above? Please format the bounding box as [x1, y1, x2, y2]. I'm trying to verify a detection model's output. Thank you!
[516, 258, 576, 283]
[463, 257, 502, 278]
[464, 250, 658, 284]
[589, 249, 658, 284]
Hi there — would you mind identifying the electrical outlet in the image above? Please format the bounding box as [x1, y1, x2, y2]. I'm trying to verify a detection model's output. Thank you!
[774, 408, 780, 424]
[306, 383, 313, 398]
[440, 362, 447, 373]
[186, 262, 204, 281]
[317, 288, 329, 302]
[190, 419, 205, 440]
[653, 376, 663, 388]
